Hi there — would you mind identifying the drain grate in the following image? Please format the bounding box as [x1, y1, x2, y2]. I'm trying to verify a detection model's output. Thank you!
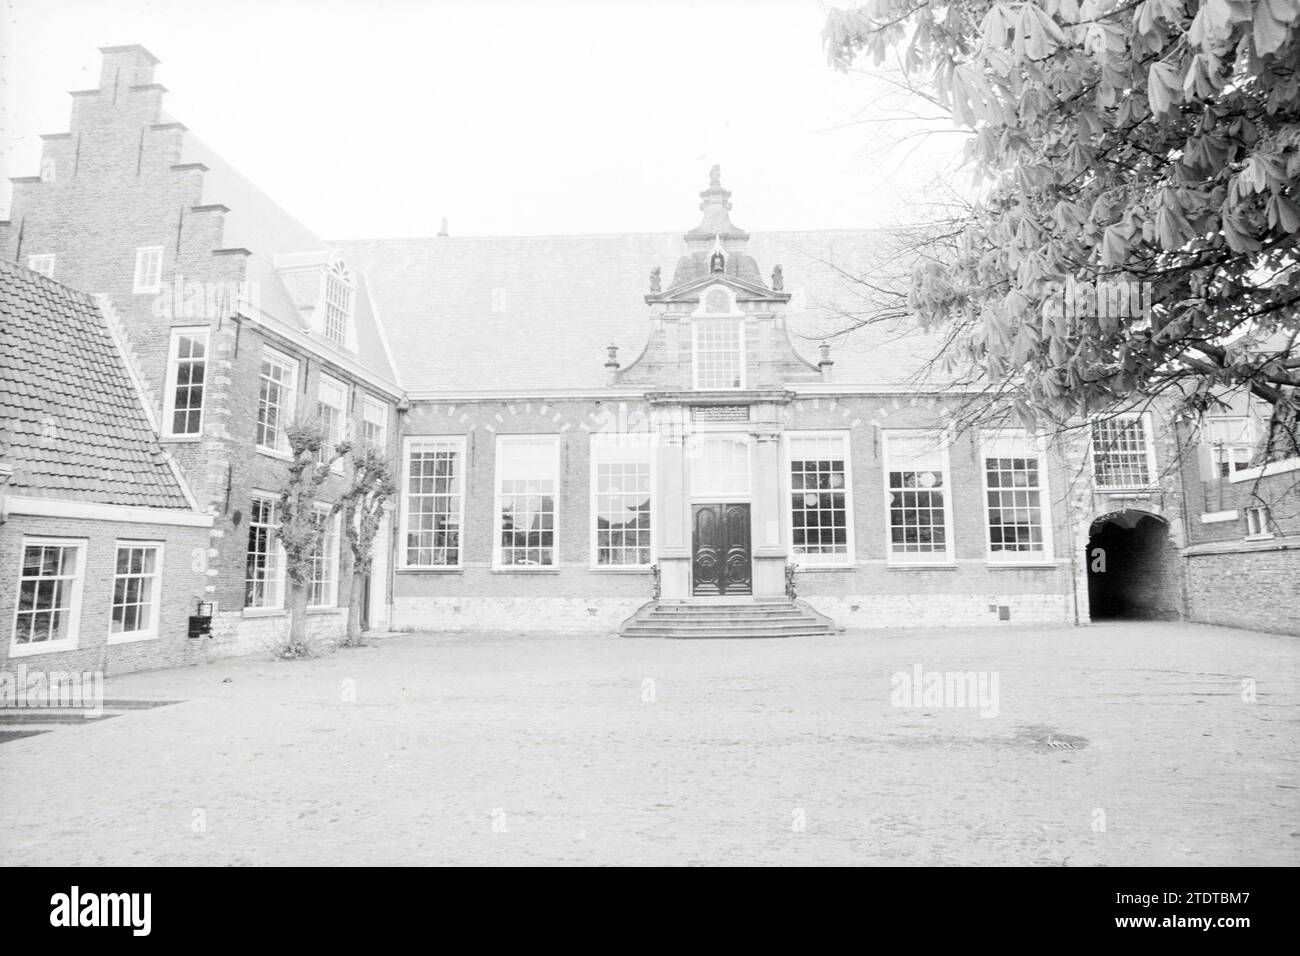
[1011, 724, 1090, 752]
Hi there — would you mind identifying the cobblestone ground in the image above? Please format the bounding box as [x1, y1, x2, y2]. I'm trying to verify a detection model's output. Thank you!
[1, 621, 1297, 866]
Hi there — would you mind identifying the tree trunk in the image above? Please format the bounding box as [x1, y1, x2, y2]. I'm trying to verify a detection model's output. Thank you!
[344, 570, 365, 646]
[286, 580, 310, 655]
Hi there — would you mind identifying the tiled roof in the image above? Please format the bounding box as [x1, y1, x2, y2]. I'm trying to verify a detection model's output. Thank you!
[336, 229, 951, 394]
[0, 259, 194, 509]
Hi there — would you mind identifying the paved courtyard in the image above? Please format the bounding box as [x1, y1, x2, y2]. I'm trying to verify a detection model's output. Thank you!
[1, 620, 1297, 866]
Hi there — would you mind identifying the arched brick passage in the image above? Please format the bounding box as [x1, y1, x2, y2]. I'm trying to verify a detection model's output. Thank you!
[1085, 511, 1181, 621]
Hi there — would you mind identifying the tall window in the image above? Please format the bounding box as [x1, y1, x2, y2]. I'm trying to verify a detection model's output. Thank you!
[317, 374, 348, 464]
[693, 321, 744, 389]
[981, 433, 1052, 563]
[133, 246, 164, 294]
[1091, 414, 1155, 488]
[883, 432, 953, 565]
[788, 433, 853, 566]
[323, 259, 354, 346]
[27, 254, 55, 278]
[361, 396, 388, 451]
[256, 348, 298, 453]
[245, 495, 283, 608]
[164, 328, 208, 437]
[110, 543, 163, 640]
[11, 539, 85, 652]
[592, 435, 653, 567]
[307, 506, 339, 607]
[404, 438, 465, 567]
[1205, 416, 1254, 477]
[495, 436, 560, 568]
[689, 436, 750, 496]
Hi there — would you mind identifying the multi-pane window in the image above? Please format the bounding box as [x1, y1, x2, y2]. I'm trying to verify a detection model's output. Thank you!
[164, 328, 208, 437]
[693, 320, 744, 389]
[981, 433, 1051, 563]
[11, 540, 84, 651]
[689, 437, 750, 496]
[307, 506, 338, 607]
[405, 439, 464, 567]
[592, 435, 653, 567]
[245, 495, 282, 608]
[317, 374, 348, 464]
[256, 349, 298, 453]
[323, 259, 354, 346]
[133, 246, 164, 293]
[495, 436, 559, 568]
[27, 254, 55, 278]
[1206, 417, 1255, 477]
[883, 432, 952, 564]
[110, 543, 162, 639]
[789, 433, 852, 566]
[1245, 505, 1272, 537]
[1091, 415, 1154, 488]
[361, 396, 388, 452]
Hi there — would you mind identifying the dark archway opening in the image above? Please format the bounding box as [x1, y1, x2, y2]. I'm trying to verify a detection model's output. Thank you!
[1085, 511, 1180, 621]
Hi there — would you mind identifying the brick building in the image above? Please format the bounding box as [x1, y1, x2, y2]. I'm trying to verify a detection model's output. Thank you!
[0, 258, 211, 674]
[1, 46, 405, 661]
[3, 44, 1296, 649]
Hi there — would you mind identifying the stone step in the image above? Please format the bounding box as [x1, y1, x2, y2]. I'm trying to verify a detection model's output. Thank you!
[642, 610, 808, 621]
[623, 628, 827, 640]
[623, 621, 831, 634]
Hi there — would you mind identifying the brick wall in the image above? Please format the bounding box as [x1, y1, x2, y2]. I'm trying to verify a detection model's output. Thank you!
[0, 512, 210, 675]
[1186, 546, 1300, 636]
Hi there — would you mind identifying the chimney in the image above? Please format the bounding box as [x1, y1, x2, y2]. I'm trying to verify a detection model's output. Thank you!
[98, 45, 160, 92]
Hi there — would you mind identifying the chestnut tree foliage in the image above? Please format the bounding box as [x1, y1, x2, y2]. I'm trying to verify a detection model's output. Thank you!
[825, 0, 1300, 454]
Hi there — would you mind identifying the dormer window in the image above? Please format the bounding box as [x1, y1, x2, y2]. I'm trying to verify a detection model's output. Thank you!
[323, 258, 355, 347]
[692, 285, 744, 389]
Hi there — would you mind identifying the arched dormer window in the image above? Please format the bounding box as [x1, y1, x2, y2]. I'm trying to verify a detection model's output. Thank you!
[323, 257, 355, 347]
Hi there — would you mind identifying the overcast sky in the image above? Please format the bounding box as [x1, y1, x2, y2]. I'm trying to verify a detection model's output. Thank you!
[0, 0, 966, 238]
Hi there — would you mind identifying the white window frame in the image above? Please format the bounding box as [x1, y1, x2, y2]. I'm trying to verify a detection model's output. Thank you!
[322, 258, 355, 347]
[590, 433, 656, 570]
[244, 493, 286, 610]
[1205, 416, 1255, 478]
[255, 347, 299, 456]
[687, 433, 752, 500]
[27, 254, 55, 278]
[493, 434, 562, 571]
[361, 395, 388, 452]
[784, 430, 855, 568]
[307, 505, 341, 608]
[132, 245, 164, 294]
[691, 319, 746, 390]
[1244, 505, 1273, 539]
[979, 431, 1054, 565]
[317, 373, 349, 470]
[1090, 412, 1158, 490]
[400, 436, 467, 570]
[162, 326, 209, 439]
[9, 537, 87, 657]
[881, 429, 955, 567]
[107, 541, 164, 643]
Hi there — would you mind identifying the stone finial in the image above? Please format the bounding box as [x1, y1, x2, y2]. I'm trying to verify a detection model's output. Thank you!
[772, 264, 784, 290]
[649, 266, 661, 293]
[818, 341, 834, 383]
[437, 217, 449, 237]
[709, 164, 722, 189]
[605, 344, 620, 369]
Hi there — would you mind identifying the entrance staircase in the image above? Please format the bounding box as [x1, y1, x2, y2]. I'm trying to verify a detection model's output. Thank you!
[618, 598, 839, 639]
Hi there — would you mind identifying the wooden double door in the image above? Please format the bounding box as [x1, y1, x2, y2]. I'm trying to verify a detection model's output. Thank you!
[691, 503, 752, 596]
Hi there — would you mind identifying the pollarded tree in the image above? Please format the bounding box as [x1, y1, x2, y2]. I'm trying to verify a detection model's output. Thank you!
[331, 446, 396, 648]
[824, 0, 1300, 456]
[277, 422, 349, 658]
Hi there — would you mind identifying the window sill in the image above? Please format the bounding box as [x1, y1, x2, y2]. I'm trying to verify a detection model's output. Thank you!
[256, 447, 293, 462]
[306, 606, 343, 615]
[107, 631, 159, 645]
[491, 568, 561, 574]
[132, 287, 161, 296]
[791, 564, 856, 572]
[587, 566, 653, 573]
[160, 434, 203, 443]
[986, 561, 1058, 569]
[886, 562, 957, 571]
[1244, 533, 1276, 542]
[397, 565, 464, 573]
[242, 607, 286, 619]
[8, 640, 79, 658]
[1098, 486, 1159, 494]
